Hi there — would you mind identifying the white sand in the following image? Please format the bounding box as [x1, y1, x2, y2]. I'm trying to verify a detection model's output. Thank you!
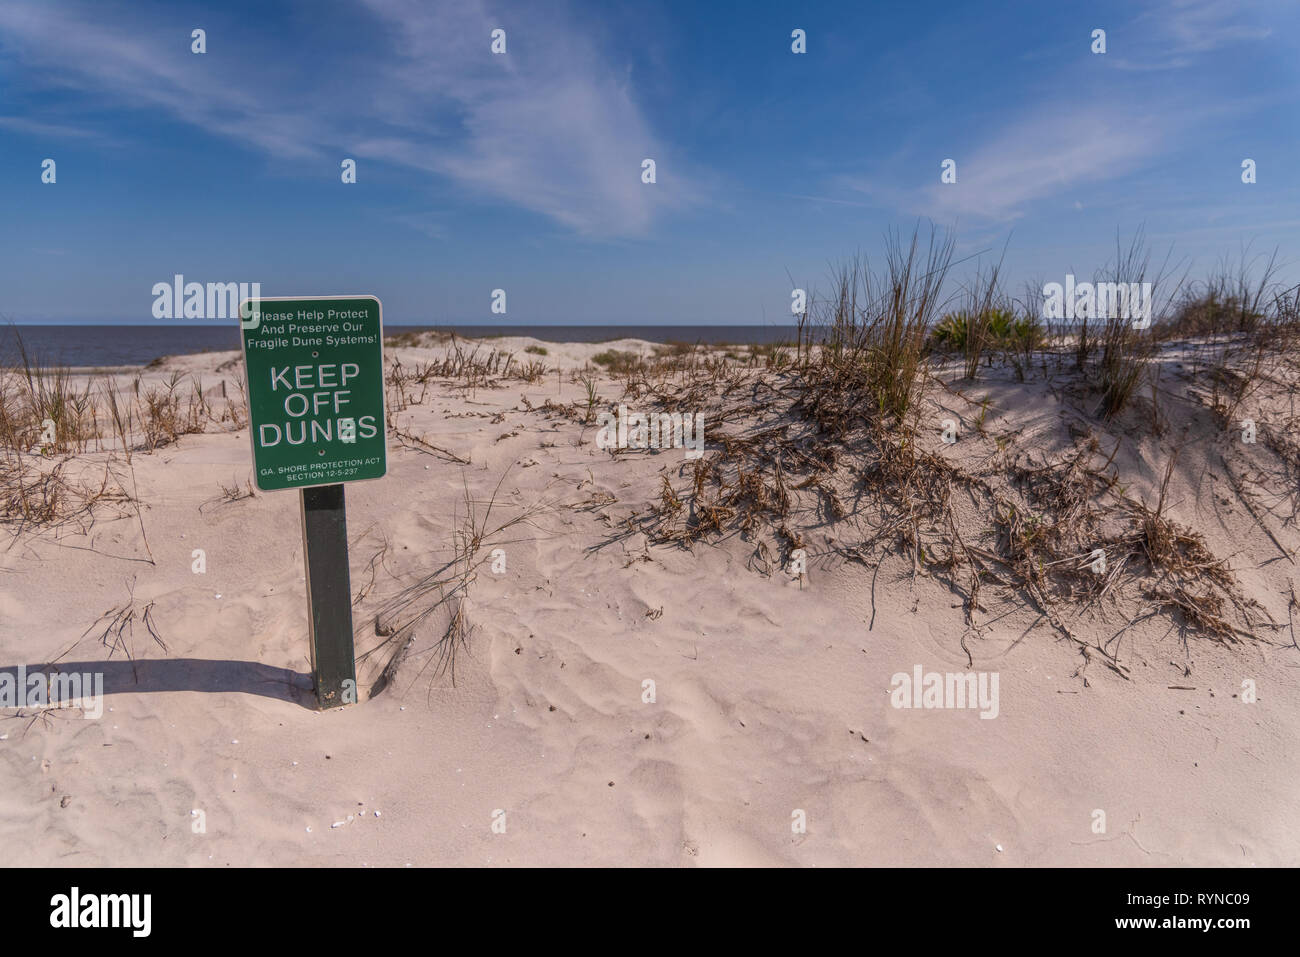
[2, 337, 1297, 866]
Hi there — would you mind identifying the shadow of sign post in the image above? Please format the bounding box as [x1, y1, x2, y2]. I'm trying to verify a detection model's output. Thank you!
[239, 295, 387, 709]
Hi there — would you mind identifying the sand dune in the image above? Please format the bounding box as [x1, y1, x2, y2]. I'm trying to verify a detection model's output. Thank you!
[2, 336, 1297, 866]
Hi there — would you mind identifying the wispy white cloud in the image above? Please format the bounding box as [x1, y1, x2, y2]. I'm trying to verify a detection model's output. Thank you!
[1112, 0, 1275, 71]
[0, 116, 99, 139]
[0, 3, 342, 159]
[0, 0, 689, 236]
[828, 0, 1286, 227]
[383, 209, 448, 241]
[845, 106, 1167, 223]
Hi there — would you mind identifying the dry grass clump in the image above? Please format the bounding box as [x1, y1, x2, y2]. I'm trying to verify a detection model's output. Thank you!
[0, 336, 99, 454]
[802, 226, 954, 427]
[1159, 245, 1279, 339]
[591, 349, 642, 375]
[651, 341, 696, 359]
[626, 372, 1263, 665]
[385, 335, 551, 409]
[384, 329, 452, 349]
[137, 372, 209, 450]
[1, 329, 236, 458]
[1206, 299, 1298, 440]
[361, 469, 552, 695]
[956, 246, 1010, 381]
[1, 334, 119, 534]
[0, 327, 251, 533]
[574, 227, 1292, 673]
[81, 590, 168, 662]
[0, 457, 131, 536]
[516, 358, 548, 383]
[1096, 318, 1153, 421]
[1157, 247, 1299, 435]
[1093, 230, 1181, 420]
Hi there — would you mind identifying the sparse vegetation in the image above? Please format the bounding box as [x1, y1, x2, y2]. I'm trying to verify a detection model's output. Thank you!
[5, 223, 1300, 688]
[591, 349, 641, 374]
[529, 225, 1300, 676]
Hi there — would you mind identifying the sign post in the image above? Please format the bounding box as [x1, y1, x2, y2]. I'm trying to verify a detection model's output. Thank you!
[239, 295, 387, 709]
[301, 483, 355, 708]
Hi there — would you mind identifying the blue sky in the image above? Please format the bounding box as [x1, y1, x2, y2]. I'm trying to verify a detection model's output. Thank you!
[1, 0, 1296, 325]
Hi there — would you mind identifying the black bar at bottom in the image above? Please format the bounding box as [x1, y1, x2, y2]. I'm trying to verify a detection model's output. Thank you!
[300, 483, 356, 709]
[11, 866, 1284, 938]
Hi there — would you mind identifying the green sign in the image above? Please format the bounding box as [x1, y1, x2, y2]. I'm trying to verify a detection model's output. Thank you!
[239, 295, 387, 492]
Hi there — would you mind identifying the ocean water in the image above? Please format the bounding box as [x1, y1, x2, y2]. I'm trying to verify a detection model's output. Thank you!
[1, 324, 799, 368]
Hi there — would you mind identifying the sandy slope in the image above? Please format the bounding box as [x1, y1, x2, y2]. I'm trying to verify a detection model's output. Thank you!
[1, 338, 1297, 866]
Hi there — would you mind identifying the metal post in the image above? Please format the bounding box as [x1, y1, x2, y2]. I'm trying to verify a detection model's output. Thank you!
[300, 483, 356, 709]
